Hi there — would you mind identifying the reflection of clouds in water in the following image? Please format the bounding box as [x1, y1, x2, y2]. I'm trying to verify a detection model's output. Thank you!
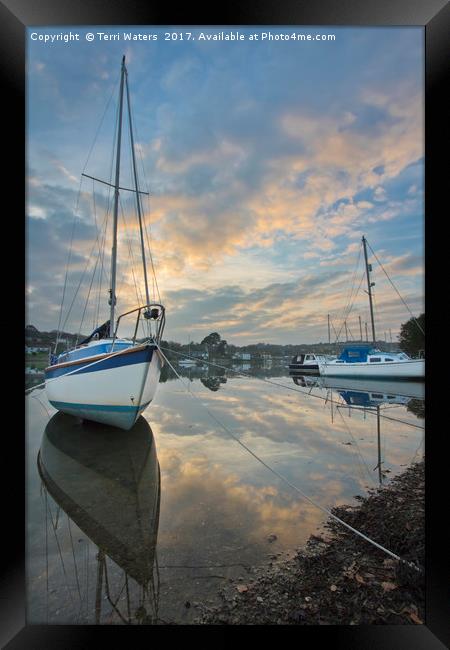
[156, 447, 330, 551]
[148, 377, 423, 535]
[148, 375, 424, 504]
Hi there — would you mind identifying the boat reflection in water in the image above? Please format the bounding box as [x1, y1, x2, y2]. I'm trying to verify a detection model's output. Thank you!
[290, 373, 425, 485]
[290, 373, 424, 404]
[37, 412, 160, 624]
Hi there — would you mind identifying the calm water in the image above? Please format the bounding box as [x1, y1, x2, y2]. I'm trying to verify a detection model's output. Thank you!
[26, 365, 425, 625]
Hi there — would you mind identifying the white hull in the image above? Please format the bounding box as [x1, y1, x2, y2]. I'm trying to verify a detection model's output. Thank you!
[319, 358, 424, 380]
[45, 345, 163, 430]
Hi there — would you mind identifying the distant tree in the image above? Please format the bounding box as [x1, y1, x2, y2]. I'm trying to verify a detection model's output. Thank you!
[216, 339, 228, 356]
[398, 313, 425, 357]
[201, 332, 221, 347]
[200, 376, 227, 392]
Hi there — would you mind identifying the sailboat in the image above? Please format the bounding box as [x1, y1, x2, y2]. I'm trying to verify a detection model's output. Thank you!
[45, 56, 165, 430]
[318, 236, 424, 380]
[178, 334, 197, 367]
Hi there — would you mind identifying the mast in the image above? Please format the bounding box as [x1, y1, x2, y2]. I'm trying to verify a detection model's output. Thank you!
[109, 56, 126, 338]
[95, 549, 105, 624]
[374, 405, 383, 486]
[362, 235, 376, 344]
[125, 66, 151, 311]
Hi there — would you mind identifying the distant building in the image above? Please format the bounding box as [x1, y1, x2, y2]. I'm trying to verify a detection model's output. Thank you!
[232, 362, 251, 370]
[233, 352, 251, 361]
[25, 346, 49, 354]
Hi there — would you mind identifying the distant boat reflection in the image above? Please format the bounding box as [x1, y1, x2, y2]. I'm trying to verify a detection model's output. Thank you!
[290, 373, 425, 406]
[37, 413, 160, 624]
[290, 373, 425, 486]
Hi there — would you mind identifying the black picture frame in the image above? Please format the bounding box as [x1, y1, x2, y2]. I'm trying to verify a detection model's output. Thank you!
[3, 0, 448, 646]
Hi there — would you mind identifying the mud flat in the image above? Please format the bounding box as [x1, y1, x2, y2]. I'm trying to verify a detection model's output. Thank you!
[195, 461, 425, 625]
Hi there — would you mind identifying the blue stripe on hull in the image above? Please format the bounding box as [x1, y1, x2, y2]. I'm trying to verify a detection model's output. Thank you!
[49, 400, 151, 430]
[45, 346, 154, 380]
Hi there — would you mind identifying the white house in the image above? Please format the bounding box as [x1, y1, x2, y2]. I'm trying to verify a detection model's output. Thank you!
[233, 352, 251, 361]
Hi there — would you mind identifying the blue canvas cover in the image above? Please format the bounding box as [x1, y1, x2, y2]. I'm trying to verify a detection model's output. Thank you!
[339, 390, 373, 406]
[338, 345, 375, 363]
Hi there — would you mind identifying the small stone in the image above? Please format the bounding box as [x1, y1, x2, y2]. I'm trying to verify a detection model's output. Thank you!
[256, 596, 264, 603]
[267, 534, 278, 543]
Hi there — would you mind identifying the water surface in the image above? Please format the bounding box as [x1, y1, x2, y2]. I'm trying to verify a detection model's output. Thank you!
[26, 366, 424, 624]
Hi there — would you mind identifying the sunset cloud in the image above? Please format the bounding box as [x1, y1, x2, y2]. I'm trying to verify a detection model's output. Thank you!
[27, 26, 424, 343]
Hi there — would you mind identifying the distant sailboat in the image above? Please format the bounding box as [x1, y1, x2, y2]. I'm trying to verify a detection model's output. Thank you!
[318, 237, 424, 380]
[45, 57, 166, 429]
[178, 335, 197, 367]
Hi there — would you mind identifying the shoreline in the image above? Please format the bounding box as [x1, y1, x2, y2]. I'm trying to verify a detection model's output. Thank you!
[194, 460, 424, 625]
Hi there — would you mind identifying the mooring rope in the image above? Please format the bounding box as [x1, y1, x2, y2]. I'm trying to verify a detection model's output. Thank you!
[156, 344, 422, 573]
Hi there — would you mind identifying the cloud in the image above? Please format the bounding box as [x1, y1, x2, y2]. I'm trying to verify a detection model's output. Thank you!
[26, 28, 424, 342]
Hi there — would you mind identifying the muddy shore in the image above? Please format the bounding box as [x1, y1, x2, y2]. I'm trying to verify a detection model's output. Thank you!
[194, 460, 425, 625]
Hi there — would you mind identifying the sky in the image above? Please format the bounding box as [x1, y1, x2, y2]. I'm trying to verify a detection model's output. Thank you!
[26, 26, 424, 345]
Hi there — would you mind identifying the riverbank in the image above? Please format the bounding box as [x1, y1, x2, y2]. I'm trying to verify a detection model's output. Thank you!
[195, 461, 424, 625]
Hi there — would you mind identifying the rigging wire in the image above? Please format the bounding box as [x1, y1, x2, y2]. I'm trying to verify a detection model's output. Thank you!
[81, 71, 121, 177]
[55, 72, 120, 350]
[61, 205, 109, 336]
[118, 195, 146, 326]
[67, 517, 83, 613]
[366, 239, 425, 336]
[334, 242, 362, 342]
[76, 230, 105, 344]
[91, 178, 99, 330]
[120, 196, 145, 305]
[45, 493, 78, 612]
[53, 181, 83, 354]
[126, 86, 162, 304]
[335, 403, 378, 488]
[94, 184, 110, 330]
[335, 270, 366, 343]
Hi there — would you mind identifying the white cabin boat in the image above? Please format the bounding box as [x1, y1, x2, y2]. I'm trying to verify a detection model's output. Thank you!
[318, 345, 424, 380]
[289, 353, 332, 372]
